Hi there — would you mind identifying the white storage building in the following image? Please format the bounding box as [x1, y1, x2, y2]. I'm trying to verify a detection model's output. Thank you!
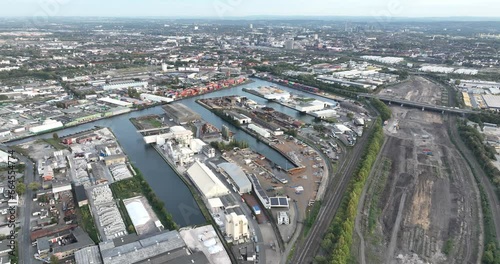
[248, 124, 271, 138]
[218, 162, 252, 194]
[29, 119, 64, 134]
[140, 93, 174, 103]
[186, 160, 230, 198]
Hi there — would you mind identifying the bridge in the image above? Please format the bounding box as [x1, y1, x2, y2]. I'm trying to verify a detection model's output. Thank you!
[359, 94, 477, 115]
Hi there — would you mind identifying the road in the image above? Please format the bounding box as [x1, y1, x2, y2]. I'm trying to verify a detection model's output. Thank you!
[0, 145, 37, 264]
[291, 120, 376, 263]
[359, 94, 476, 114]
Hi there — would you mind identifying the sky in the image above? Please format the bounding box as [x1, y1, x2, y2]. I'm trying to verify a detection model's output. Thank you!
[1, 0, 499, 18]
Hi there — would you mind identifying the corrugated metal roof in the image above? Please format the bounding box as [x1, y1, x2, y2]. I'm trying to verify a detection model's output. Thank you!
[218, 163, 252, 193]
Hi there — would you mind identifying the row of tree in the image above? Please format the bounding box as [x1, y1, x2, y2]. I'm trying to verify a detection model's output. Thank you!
[370, 98, 392, 122]
[458, 123, 500, 195]
[315, 118, 385, 264]
[456, 121, 500, 263]
[210, 140, 249, 151]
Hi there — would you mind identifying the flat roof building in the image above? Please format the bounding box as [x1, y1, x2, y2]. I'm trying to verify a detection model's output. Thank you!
[99, 230, 189, 264]
[98, 97, 133, 108]
[75, 245, 103, 264]
[217, 163, 252, 194]
[162, 103, 201, 124]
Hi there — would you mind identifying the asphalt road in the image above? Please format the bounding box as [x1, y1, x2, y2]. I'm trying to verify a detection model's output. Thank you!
[0, 145, 37, 264]
[291, 120, 376, 263]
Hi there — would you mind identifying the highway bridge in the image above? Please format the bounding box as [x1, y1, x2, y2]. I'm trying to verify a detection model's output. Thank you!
[359, 94, 477, 115]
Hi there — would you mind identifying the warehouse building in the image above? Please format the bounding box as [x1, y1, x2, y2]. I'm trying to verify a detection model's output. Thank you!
[186, 160, 230, 198]
[248, 124, 271, 138]
[163, 103, 201, 124]
[74, 245, 102, 264]
[140, 93, 174, 103]
[98, 97, 133, 108]
[99, 230, 205, 264]
[102, 81, 148, 91]
[482, 95, 500, 110]
[217, 162, 252, 194]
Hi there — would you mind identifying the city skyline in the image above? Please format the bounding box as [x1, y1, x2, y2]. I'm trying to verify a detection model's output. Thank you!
[1, 0, 500, 19]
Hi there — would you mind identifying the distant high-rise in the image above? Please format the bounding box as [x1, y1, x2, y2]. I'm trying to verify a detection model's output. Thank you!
[249, 24, 253, 29]
[161, 63, 168, 72]
[285, 39, 294, 50]
[313, 34, 318, 40]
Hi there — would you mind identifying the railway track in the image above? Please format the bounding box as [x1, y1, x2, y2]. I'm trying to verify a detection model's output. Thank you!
[292, 120, 376, 263]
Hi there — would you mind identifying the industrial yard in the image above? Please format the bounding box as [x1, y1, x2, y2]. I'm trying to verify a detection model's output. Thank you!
[379, 76, 447, 106]
[356, 81, 482, 263]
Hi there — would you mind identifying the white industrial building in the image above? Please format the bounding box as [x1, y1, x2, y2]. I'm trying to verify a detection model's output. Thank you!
[248, 124, 271, 138]
[98, 97, 133, 108]
[311, 109, 338, 119]
[124, 197, 151, 230]
[225, 212, 249, 241]
[186, 160, 230, 198]
[29, 119, 64, 134]
[102, 81, 148, 91]
[144, 126, 193, 145]
[295, 100, 334, 113]
[217, 163, 252, 194]
[140, 93, 174, 103]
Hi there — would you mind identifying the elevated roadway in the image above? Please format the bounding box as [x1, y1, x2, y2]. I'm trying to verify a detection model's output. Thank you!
[359, 94, 477, 115]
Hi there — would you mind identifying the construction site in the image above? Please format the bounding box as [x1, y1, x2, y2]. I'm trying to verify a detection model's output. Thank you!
[379, 76, 448, 106]
[355, 79, 483, 264]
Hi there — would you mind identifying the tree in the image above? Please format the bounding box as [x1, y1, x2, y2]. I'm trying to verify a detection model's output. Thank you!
[50, 255, 59, 264]
[28, 182, 41, 191]
[15, 183, 26, 195]
[128, 225, 135, 234]
[52, 133, 59, 140]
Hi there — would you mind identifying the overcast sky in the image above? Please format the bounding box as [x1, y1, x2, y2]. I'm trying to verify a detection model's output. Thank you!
[1, 0, 499, 18]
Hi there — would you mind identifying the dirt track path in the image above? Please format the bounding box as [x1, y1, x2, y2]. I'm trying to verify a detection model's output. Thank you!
[386, 192, 408, 264]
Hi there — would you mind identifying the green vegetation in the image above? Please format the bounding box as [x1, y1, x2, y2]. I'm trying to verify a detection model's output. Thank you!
[367, 158, 392, 233]
[212, 109, 242, 128]
[470, 112, 500, 127]
[110, 165, 177, 230]
[371, 98, 392, 122]
[50, 255, 59, 264]
[147, 119, 163, 128]
[28, 182, 41, 191]
[318, 118, 384, 264]
[210, 140, 249, 151]
[457, 123, 500, 200]
[117, 200, 135, 234]
[79, 205, 99, 243]
[15, 182, 26, 195]
[127, 87, 141, 99]
[450, 121, 500, 264]
[285, 129, 298, 137]
[0, 95, 8, 100]
[479, 183, 500, 264]
[9, 241, 19, 263]
[303, 201, 322, 237]
[43, 138, 67, 150]
[443, 239, 454, 256]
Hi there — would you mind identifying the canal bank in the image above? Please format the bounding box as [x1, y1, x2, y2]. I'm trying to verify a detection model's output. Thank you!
[6, 78, 322, 227]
